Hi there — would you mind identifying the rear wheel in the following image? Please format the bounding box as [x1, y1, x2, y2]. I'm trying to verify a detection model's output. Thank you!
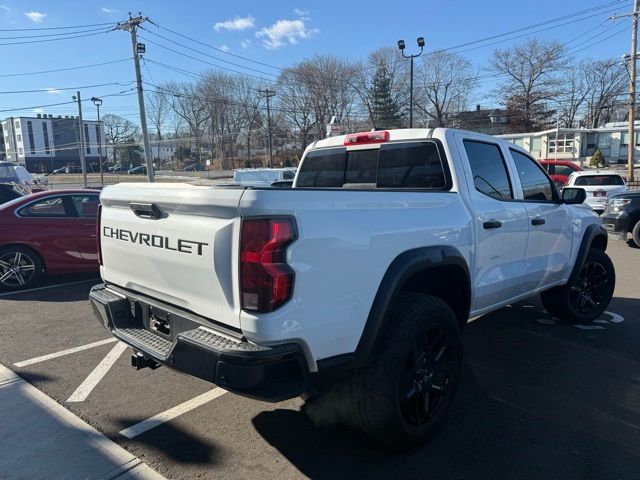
[0, 246, 44, 291]
[541, 248, 615, 324]
[304, 294, 463, 449]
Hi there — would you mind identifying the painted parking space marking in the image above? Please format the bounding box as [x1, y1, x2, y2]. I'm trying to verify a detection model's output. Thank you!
[535, 311, 625, 329]
[14, 338, 118, 368]
[119, 387, 228, 439]
[67, 342, 128, 403]
[0, 278, 97, 298]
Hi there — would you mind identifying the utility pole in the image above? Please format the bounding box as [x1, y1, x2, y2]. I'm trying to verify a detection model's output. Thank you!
[72, 91, 88, 188]
[259, 88, 276, 168]
[613, 1, 639, 182]
[91, 97, 104, 185]
[115, 14, 154, 182]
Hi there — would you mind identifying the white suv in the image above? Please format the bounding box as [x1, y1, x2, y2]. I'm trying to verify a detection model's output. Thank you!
[565, 171, 627, 214]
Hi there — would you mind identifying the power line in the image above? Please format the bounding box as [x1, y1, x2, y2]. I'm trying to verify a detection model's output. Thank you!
[0, 30, 109, 46]
[0, 22, 115, 32]
[0, 89, 137, 113]
[0, 81, 135, 95]
[0, 26, 111, 40]
[0, 58, 131, 78]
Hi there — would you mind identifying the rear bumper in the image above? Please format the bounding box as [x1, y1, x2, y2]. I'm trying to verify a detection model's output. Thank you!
[89, 283, 307, 402]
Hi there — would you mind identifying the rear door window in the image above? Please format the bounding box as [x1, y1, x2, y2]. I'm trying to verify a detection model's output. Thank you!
[463, 140, 513, 200]
[19, 196, 70, 217]
[296, 141, 448, 189]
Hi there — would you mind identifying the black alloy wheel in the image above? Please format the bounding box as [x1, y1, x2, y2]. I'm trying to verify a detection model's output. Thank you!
[399, 325, 453, 426]
[568, 260, 611, 315]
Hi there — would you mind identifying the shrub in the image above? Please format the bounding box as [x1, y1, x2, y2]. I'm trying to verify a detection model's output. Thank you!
[589, 148, 606, 168]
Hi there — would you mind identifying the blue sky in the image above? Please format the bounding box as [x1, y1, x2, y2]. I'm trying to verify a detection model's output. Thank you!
[0, 0, 634, 123]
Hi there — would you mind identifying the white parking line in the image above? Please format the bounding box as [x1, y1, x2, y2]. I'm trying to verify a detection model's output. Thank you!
[119, 387, 228, 439]
[0, 278, 97, 298]
[14, 338, 117, 368]
[67, 342, 128, 403]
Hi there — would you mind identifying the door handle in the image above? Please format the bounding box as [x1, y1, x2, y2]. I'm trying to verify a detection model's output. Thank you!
[483, 220, 502, 229]
[531, 218, 546, 226]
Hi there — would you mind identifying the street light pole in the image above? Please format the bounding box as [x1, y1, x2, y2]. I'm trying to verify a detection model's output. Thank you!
[72, 91, 88, 188]
[398, 37, 425, 128]
[91, 97, 103, 186]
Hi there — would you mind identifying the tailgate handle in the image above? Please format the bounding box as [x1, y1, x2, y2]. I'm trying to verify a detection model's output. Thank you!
[130, 202, 161, 220]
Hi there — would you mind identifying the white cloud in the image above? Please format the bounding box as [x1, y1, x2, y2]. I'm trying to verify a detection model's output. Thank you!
[214, 15, 255, 32]
[256, 19, 317, 50]
[0, 6, 11, 12]
[24, 11, 46, 23]
[45, 88, 61, 94]
[218, 44, 232, 52]
[101, 7, 118, 13]
[32, 108, 45, 114]
[240, 39, 252, 49]
[294, 8, 310, 20]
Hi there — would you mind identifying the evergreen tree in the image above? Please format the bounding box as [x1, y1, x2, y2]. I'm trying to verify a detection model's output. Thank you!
[371, 63, 403, 129]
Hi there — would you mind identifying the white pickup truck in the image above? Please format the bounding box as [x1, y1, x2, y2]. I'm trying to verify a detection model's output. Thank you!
[90, 128, 615, 448]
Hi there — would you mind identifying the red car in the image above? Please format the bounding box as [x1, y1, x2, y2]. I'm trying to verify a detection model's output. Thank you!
[538, 160, 583, 187]
[0, 189, 100, 290]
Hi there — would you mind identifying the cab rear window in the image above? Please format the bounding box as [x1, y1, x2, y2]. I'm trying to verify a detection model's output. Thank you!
[296, 141, 449, 189]
[574, 175, 625, 186]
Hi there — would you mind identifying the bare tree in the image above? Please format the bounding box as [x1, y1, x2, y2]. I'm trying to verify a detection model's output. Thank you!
[582, 59, 627, 128]
[235, 76, 263, 164]
[414, 51, 477, 127]
[492, 38, 565, 132]
[102, 113, 140, 165]
[165, 81, 209, 162]
[277, 68, 316, 155]
[556, 59, 590, 128]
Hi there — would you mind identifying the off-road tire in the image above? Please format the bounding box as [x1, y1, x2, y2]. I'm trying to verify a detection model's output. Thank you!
[0, 245, 45, 291]
[541, 248, 615, 324]
[349, 293, 463, 449]
[631, 221, 640, 248]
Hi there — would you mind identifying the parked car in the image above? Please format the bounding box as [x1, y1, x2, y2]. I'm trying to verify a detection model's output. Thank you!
[50, 165, 83, 175]
[109, 164, 125, 173]
[564, 171, 627, 214]
[128, 166, 148, 175]
[90, 127, 612, 449]
[233, 168, 297, 187]
[0, 183, 25, 205]
[184, 163, 204, 172]
[538, 160, 583, 187]
[0, 190, 100, 290]
[602, 190, 640, 247]
[0, 162, 41, 193]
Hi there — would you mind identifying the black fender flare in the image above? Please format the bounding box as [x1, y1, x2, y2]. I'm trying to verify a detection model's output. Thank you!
[568, 223, 608, 285]
[353, 245, 470, 366]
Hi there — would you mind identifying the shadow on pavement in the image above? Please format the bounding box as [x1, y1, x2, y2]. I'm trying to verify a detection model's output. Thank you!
[254, 300, 640, 479]
[0, 273, 99, 302]
[115, 418, 218, 465]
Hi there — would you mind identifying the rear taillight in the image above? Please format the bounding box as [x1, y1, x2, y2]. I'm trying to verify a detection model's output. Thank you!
[240, 217, 296, 312]
[97, 204, 103, 266]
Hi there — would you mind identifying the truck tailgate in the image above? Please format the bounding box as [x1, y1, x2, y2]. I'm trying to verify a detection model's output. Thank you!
[99, 183, 243, 329]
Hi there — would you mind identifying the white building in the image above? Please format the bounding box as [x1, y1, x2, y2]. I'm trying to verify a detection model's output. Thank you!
[498, 122, 640, 166]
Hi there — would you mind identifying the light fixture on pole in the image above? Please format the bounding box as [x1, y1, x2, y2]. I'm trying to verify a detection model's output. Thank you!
[398, 36, 425, 128]
[91, 97, 104, 186]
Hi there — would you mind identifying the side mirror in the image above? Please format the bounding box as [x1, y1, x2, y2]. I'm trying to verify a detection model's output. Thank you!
[561, 187, 586, 204]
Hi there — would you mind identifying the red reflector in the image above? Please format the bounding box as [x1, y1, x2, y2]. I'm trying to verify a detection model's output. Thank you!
[240, 218, 296, 312]
[97, 204, 103, 266]
[344, 130, 389, 146]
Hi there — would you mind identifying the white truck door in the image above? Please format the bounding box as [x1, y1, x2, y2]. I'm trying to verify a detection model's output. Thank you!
[507, 149, 572, 289]
[453, 133, 530, 311]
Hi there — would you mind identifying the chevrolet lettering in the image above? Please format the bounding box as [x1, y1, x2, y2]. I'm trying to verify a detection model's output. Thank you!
[102, 226, 208, 255]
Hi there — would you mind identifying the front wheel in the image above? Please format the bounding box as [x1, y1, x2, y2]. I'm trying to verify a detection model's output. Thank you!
[631, 221, 640, 248]
[541, 248, 615, 324]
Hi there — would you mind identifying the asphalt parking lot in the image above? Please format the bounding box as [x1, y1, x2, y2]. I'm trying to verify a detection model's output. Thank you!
[1, 240, 639, 480]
